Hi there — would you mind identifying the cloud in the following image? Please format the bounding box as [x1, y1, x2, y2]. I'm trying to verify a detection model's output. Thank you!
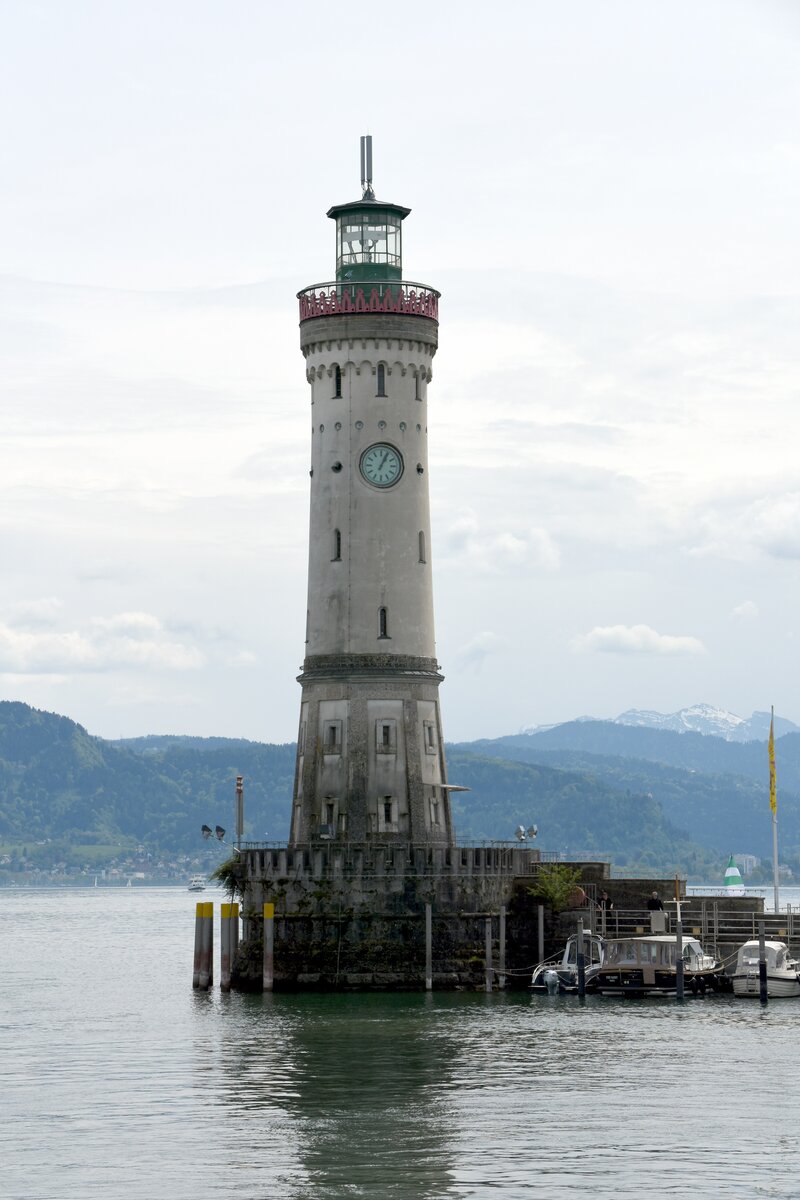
[732, 600, 759, 620]
[457, 631, 506, 669]
[6, 597, 64, 628]
[440, 511, 560, 573]
[691, 491, 800, 563]
[0, 611, 204, 674]
[91, 611, 163, 636]
[572, 624, 706, 657]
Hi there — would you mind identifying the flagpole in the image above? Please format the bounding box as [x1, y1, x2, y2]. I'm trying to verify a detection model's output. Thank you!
[769, 706, 779, 914]
[773, 808, 779, 915]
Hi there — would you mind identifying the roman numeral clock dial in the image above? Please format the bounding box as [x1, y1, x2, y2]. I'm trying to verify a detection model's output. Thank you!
[360, 443, 403, 488]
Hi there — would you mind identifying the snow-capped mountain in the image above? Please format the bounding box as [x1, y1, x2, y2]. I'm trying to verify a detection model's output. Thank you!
[615, 704, 745, 739]
[521, 705, 799, 742]
[614, 705, 799, 742]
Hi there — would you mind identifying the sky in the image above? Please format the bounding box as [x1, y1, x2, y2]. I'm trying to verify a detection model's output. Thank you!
[1, 0, 799, 743]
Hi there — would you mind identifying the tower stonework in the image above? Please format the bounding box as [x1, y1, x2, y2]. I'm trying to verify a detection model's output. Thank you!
[230, 143, 542, 992]
[291, 157, 453, 847]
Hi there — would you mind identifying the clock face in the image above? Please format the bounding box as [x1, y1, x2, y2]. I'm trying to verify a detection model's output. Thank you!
[360, 443, 403, 488]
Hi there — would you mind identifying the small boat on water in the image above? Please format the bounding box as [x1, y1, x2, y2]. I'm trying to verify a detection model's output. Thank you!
[594, 934, 726, 997]
[188, 875, 206, 892]
[732, 940, 800, 998]
[530, 932, 605, 993]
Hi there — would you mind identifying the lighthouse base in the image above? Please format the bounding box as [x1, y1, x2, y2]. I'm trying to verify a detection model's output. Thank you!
[230, 842, 540, 991]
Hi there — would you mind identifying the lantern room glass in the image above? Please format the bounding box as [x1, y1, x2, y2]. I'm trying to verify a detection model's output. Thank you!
[335, 208, 403, 282]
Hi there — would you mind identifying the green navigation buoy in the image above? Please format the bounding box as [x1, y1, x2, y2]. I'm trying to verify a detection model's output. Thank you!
[723, 854, 745, 896]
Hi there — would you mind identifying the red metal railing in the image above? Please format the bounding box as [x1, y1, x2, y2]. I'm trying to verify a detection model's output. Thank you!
[298, 279, 440, 323]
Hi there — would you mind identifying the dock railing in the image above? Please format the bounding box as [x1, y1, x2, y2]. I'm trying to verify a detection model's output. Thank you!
[589, 902, 796, 948]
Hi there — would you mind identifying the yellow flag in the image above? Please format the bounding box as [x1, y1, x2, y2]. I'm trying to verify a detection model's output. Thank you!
[769, 707, 777, 816]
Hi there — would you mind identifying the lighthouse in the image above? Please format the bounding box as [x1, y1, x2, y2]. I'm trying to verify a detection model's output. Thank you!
[290, 137, 453, 847]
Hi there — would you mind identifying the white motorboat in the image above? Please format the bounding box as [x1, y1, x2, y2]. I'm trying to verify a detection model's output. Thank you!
[188, 875, 206, 892]
[732, 940, 800, 998]
[594, 934, 726, 996]
[530, 932, 605, 993]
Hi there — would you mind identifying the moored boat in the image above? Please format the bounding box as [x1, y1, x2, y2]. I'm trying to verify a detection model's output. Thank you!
[594, 934, 726, 997]
[530, 932, 605, 993]
[732, 940, 800, 998]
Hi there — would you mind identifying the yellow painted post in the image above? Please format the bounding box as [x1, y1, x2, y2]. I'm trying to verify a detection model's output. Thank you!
[220, 903, 232, 992]
[263, 902, 275, 992]
[192, 901, 203, 988]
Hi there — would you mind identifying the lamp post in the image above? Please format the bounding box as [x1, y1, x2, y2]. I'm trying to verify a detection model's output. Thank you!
[201, 824, 240, 856]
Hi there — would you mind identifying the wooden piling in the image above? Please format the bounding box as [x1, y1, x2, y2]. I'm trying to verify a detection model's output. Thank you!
[231, 902, 240, 964]
[576, 917, 586, 997]
[198, 901, 213, 990]
[425, 903, 432, 991]
[484, 916, 493, 993]
[263, 902, 274, 992]
[192, 901, 203, 988]
[220, 903, 232, 992]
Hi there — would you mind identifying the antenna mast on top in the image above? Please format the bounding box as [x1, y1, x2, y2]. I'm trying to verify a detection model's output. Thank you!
[360, 135, 375, 200]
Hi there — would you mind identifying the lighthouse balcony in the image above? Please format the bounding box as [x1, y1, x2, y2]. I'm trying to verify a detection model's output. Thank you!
[298, 279, 439, 323]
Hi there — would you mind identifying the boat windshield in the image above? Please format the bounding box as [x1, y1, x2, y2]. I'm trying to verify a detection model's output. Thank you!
[737, 942, 786, 970]
[565, 938, 603, 967]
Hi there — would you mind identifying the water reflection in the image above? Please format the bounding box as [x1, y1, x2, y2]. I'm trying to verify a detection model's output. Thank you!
[215, 992, 461, 1198]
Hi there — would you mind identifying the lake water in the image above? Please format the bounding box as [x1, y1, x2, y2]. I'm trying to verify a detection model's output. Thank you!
[4, 887, 800, 1199]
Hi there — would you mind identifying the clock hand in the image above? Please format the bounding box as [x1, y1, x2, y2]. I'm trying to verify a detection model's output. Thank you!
[378, 451, 389, 470]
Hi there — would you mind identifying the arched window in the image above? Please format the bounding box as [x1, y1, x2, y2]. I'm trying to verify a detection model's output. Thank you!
[334, 365, 342, 398]
[415, 371, 421, 401]
[376, 364, 386, 396]
[332, 529, 342, 561]
[378, 606, 389, 639]
[418, 531, 426, 563]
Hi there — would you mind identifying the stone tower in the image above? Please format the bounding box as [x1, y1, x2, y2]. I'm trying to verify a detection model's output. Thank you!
[290, 138, 453, 847]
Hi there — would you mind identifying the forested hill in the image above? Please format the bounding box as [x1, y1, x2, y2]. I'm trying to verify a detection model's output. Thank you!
[0, 701, 294, 850]
[0, 701, 794, 877]
[455, 724, 800, 860]
[460, 721, 800, 789]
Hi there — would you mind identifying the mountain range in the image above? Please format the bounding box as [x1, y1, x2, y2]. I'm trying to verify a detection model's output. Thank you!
[0, 700, 796, 881]
[522, 704, 799, 743]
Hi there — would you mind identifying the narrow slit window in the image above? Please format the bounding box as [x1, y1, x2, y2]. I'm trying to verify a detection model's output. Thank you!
[323, 719, 342, 753]
[378, 606, 389, 639]
[376, 364, 386, 396]
[415, 372, 421, 401]
[383, 799, 393, 825]
[334, 365, 342, 398]
[418, 530, 426, 563]
[376, 718, 396, 753]
[332, 528, 342, 561]
[423, 720, 437, 754]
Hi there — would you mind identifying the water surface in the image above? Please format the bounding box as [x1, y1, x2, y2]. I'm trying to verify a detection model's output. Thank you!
[4, 888, 799, 1198]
